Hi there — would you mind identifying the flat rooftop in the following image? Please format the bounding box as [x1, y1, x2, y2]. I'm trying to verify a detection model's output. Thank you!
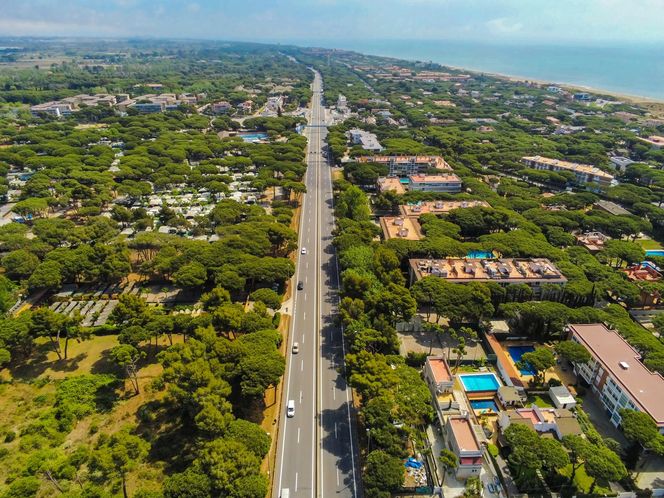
[575, 232, 609, 252]
[569, 323, 664, 426]
[400, 200, 490, 217]
[376, 177, 406, 194]
[449, 417, 480, 452]
[359, 155, 451, 170]
[409, 174, 462, 183]
[427, 356, 452, 383]
[410, 258, 567, 284]
[522, 155, 614, 180]
[379, 216, 422, 241]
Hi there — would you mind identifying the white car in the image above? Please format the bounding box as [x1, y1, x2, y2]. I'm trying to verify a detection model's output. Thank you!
[292, 342, 299, 354]
[287, 400, 295, 418]
[301, 247, 307, 254]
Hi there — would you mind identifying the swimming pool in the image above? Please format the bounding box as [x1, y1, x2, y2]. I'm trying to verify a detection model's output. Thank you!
[467, 250, 494, 259]
[646, 250, 664, 258]
[508, 345, 536, 375]
[239, 132, 268, 142]
[470, 399, 499, 412]
[459, 373, 500, 392]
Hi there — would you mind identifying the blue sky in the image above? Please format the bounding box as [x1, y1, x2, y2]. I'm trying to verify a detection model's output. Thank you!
[0, 0, 663, 45]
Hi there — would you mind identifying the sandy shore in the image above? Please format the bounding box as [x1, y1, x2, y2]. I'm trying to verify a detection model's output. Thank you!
[440, 63, 664, 105]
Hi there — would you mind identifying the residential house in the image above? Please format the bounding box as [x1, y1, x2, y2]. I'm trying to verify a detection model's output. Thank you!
[549, 385, 577, 410]
[497, 386, 526, 408]
[498, 405, 582, 440]
[444, 415, 484, 479]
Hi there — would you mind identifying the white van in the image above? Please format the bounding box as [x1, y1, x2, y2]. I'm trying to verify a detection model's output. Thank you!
[287, 399, 295, 417]
[281, 489, 290, 498]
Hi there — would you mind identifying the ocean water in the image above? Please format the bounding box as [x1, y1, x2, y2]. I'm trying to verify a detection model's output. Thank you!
[298, 39, 664, 101]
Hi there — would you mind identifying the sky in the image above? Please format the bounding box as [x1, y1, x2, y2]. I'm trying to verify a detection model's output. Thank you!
[0, 0, 663, 46]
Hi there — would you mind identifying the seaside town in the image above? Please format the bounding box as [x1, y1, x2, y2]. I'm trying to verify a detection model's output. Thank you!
[0, 33, 663, 498]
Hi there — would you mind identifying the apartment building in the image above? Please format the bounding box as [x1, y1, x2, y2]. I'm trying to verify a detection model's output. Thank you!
[30, 102, 74, 117]
[358, 155, 451, 176]
[444, 415, 484, 479]
[408, 258, 567, 296]
[408, 174, 462, 193]
[521, 155, 614, 188]
[567, 323, 664, 433]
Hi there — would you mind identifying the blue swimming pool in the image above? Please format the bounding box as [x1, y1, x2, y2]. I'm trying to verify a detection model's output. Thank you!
[467, 250, 494, 259]
[646, 250, 664, 258]
[459, 373, 500, 392]
[239, 132, 268, 142]
[508, 345, 536, 375]
[470, 399, 499, 412]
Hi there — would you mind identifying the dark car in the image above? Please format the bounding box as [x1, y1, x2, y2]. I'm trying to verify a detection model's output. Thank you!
[297, 281, 304, 290]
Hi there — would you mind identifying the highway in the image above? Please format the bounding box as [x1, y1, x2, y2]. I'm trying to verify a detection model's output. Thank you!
[274, 70, 362, 498]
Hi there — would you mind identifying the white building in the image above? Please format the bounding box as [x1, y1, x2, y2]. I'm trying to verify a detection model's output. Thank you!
[348, 129, 383, 152]
[522, 155, 614, 188]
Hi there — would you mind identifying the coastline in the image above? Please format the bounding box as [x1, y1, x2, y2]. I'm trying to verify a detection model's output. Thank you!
[451, 65, 664, 105]
[303, 40, 664, 106]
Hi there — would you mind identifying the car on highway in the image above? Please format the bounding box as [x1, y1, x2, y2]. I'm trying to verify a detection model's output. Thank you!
[301, 247, 307, 254]
[292, 342, 299, 354]
[287, 400, 295, 417]
[297, 281, 303, 290]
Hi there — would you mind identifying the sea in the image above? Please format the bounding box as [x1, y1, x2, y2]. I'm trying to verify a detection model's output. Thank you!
[292, 39, 664, 101]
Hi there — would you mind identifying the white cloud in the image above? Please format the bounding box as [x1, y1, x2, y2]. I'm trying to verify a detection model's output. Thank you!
[486, 17, 523, 34]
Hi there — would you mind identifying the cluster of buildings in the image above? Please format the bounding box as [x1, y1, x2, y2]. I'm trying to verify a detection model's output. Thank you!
[368, 155, 463, 194]
[30, 92, 205, 117]
[352, 64, 471, 84]
[423, 354, 581, 480]
[421, 320, 664, 487]
[521, 155, 615, 189]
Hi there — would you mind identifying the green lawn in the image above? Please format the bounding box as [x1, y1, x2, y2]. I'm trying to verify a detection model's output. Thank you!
[638, 239, 663, 250]
[559, 464, 612, 495]
[527, 394, 554, 408]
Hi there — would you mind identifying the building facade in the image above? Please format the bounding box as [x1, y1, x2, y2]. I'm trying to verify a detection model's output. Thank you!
[567, 323, 664, 433]
[408, 174, 462, 193]
[521, 156, 614, 188]
[358, 155, 451, 176]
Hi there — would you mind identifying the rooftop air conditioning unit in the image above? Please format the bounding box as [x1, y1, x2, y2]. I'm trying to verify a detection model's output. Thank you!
[619, 361, 630, 370]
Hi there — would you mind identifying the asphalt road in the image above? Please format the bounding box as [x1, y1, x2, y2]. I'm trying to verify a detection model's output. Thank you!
[274, 71, 362, 498]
